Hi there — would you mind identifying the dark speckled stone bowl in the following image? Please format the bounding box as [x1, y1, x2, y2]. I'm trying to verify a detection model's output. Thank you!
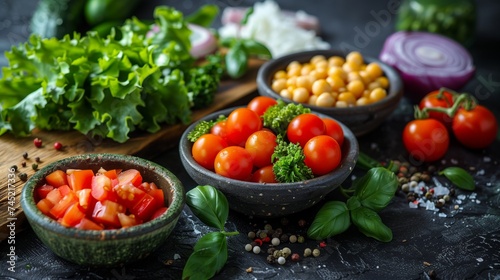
[179, 107, 359, 217]
[257, 49, 403, 136]
[20, 153, 185, 266]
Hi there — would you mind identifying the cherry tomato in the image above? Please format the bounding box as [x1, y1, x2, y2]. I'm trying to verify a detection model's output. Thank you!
[322, 118, 344, 147]
[247, 96, 278, 116]
[452, 105, 498, 149]
[245, 130, 277, 168]
[303, 135, 342, 176]
[251, 165, 277, 183]
[226, 108, 263, 146]
[192, 134, 228, 170]
[402, 119, 449, 162]
[419, 90, 454, 126]
[214, 146, 254, 180]
[287, 113, 326, 147]
[210, 120, 229, 142]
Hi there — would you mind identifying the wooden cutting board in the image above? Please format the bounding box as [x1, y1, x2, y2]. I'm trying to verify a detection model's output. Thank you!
[0, 59, 264, 240]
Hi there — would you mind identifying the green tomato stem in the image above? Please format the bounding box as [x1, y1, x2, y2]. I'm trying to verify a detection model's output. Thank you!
[415, 87, 477, 119]
[222, 231, 240, 237]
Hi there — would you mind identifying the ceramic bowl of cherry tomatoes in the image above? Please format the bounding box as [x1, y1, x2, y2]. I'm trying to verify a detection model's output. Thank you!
[20, 153, 185, 266]
[179, 97, 359, 217]
[257, 49, 403, 136]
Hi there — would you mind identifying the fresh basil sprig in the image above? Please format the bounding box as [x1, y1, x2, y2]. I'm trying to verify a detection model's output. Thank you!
[220, 37, 272, 78]
[439, 166, 475, 191]
[183, 185, 238, 280]
[307, 167, 398, 242]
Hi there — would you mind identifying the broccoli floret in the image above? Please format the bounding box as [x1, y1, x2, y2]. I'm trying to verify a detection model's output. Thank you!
[262, 99, 311, 137]
[272, 135, 314, 183]
[187, 114, 227, 142]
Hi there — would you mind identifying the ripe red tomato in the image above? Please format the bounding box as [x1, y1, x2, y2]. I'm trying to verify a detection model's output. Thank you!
[247, 96, 278, 116]
[251, 165, 277, 183]
[214, 146, 254, 180]
[452, 105, 498, 149]
[402, 119, 449, 162]
[210, 120, 229, 142]
[287, 113, 326, 147]
[192, 134, 228, 170]
[303, 135, 342, 176]
[226, 108, 263, 146]
[419, 90, 454, 126]
[322, 118, 344, 147]
[245, 130, 277, 168]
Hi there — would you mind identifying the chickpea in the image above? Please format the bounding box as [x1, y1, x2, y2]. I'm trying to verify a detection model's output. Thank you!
[346, 51, 364, 65]
[346, 80, 365, 98]
[293, 87, 310, 103]
[316, 92, 336, 107]
[280, 89, 293, 100]
[343, 60, 361, 73]
[271, 78, 287, 93]
[327, 76, 345, 91]
[369, 88, 387, 102]
[274, 70, 287, 80]
[338, 91, 357, 105]
[335, 100, 349, 108]
[376, 76, 390, 89]
[312, 79, 332, 96]
[327, 66, 347, 81]
[314, 59, 328, 70]
[308, 95, 318, 105]
[358, 70, 372, 84]
[286, 61, 301, 71]
[328, 56, 345, 67]
[300, 64, 314, 76]
[367, 81, 382, 91]
[296, 76, 312, 92]
[366, 62, 383, 79]
[287, 66, 301, 77]
[356, 97, 371, 106]
[347, 72, 362, 83]
[311, 55, 327, 64]
[286, 76, 297, 88]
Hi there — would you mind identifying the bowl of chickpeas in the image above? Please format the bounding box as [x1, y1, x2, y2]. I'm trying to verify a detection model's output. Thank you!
[257, 49, 403, 136]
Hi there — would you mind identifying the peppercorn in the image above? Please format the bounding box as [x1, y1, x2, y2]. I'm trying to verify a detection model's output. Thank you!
[401, 183, 410, 193]
[289, 235, 297, 243]
[18, 172, 28, 181]
[252, 246, 261, 254]
[22, 152, 28, 159]
[245, 244, 253, 252]
[406, 192, 416, 202]
[282, 247, 291, 258]
[277, 256, 286, 265]
[10, 165, 18, 172]
[266, 255, 275, 264]
[274, 228, 283, 236]
[264, 224, 273, 231]
[54, 142, 63, 150]
[259, 231, 268, 239]
[33, 138, 42, 148]
[35, 157, 41, 163]
[304, 248, 312, 257]
[21, 161, 26, 167]
[298, 219, 307, 227]
[267, 247, 276, 255]
[271, 237, 280, 246]
[248, 231, 256, 239]
[428, 270, 437, 279]
[32, 163, 38, 171]
[280, 234, 289, 243]
[291, 253, 300, 262]
[297, 235, 305, 243]
[312, 248, 321, 257]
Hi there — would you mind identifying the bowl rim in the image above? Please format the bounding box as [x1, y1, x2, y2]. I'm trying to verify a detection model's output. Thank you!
[20, 153, 185, 240]
[179, 106, 359, 190]
[256, 49, 403, 115]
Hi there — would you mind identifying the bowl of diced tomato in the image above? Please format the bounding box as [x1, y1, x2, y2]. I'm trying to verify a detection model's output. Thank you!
[20, 153, 185, 266]
[179, 97, 359, 217]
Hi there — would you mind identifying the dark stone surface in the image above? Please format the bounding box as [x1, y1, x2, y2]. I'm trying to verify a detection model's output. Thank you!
[1, 0, 499, 279]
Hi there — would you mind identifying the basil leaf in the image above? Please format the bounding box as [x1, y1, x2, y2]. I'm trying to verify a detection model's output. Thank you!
[439, 166, 475, 191]
[354, 167, 398, 212]
[351, 206, 393, 242]
[241, 39, 272, 59]
[185, 4, 219, 27]
[307, 201, 351, 240]
[225, 41, 248, 79]
[182, 232, 228, 280]
[241, 7, 254, 25]
[346, 196, 361, 210]
[186, 185, 229, 230]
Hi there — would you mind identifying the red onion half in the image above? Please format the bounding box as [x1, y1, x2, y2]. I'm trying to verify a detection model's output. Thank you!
[379, 31, 475, 102]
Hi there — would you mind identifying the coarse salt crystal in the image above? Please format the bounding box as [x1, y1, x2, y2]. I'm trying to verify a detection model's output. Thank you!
[483, 156, 491, 162]
[438, 213, 447, 218]
[457, 194, 466, 200]
[425, 200, 436, 211]
[409, 202, 418, 208]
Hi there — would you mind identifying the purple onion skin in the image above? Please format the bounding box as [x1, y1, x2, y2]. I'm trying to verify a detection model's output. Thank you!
[380, 31, 475, 103]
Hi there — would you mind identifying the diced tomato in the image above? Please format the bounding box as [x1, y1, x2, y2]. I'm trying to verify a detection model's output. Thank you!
[117, 213, 140, 228]
[103, 169, 118, 180]
[36, 184, 54, 200]
[92, 200, 125, 228]
[151, 207, 168, 220]
[45, 188, 63, 206]
[91, 175, 117, 202]
[58, 184, 72, 197]
[76, 189, 94, 211]
[75, 217, 104, 230]
[45, 170, 68, 188]
[60, 203, 86, 227]
[117, 169, 142, 187]
[114, 183, 147, 209]
[131, 194, 158, 221]
[36, 198, 54, 215]
[49, 192, 78, 219]
[149, 188, 165, 209]
[68, 169, 94, 191]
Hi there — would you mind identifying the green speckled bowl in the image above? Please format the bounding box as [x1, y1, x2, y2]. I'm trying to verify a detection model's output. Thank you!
[21, 153, 185, 266]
